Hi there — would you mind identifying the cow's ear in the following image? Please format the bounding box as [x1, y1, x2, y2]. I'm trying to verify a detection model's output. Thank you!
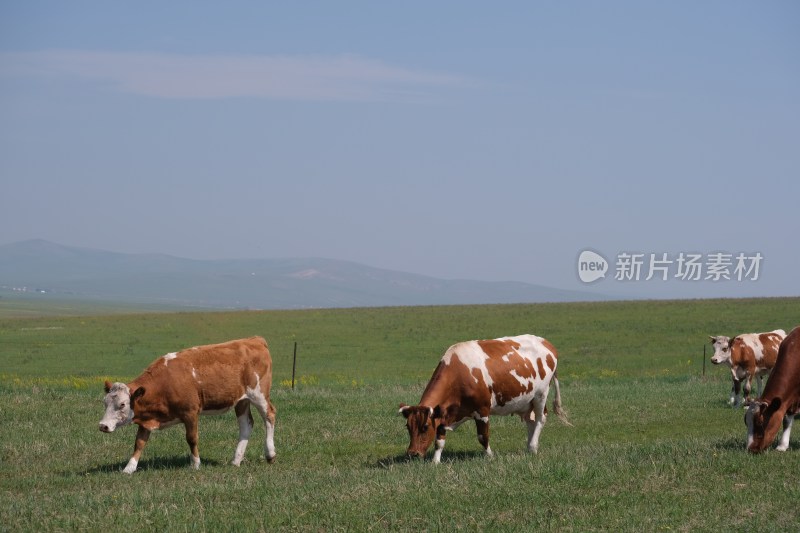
[104, 380, 112, 394]
[131, 387, 145, 404]
[398, 404, 411, 418]
[432, 405, 444, 420]
[708, 336, 716, 343]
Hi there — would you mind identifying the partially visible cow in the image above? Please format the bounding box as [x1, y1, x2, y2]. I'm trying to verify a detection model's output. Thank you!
[745, 326, 800, 453]
[708, 329, 785, 407]
[399, 334, 569, 464]
[99, 336, 277, 474]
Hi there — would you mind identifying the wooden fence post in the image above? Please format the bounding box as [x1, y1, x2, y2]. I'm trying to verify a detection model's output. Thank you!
[702, 344, 706, 377]
[291, 341, 298, 390]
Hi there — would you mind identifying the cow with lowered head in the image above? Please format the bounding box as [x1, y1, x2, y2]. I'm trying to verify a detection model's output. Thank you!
[400, 334, 569, 463]
[745, 326, 800, 453]
[99, 336, 277, 473]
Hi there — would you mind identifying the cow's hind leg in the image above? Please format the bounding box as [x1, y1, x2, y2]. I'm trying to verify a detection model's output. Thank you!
[525, 391, 549, 454]
[251, 394, 277, 463]
[232, 400, 254, 466]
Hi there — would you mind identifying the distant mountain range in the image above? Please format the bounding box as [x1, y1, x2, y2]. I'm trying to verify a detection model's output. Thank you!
[0, 240, 605, 310]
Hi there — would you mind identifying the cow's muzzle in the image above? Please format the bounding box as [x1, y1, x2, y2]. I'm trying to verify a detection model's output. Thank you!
[99, 423, 114, 433]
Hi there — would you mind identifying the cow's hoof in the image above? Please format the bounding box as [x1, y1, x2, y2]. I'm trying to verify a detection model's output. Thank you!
[267, 455, 277, 464]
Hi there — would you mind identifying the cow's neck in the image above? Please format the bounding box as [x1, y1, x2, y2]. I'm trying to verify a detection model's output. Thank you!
[418, 363, 455, 421]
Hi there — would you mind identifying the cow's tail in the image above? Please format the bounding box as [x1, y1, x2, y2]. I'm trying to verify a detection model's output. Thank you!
[551, 371, 573, 426]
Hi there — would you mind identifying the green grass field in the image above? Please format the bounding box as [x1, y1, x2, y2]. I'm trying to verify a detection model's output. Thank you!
[1, 298, 798, 531]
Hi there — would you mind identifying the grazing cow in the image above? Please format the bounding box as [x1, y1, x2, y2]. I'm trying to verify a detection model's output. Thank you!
[399, 334, 569, 463]
[709, 329, 786, 406]
[746, 326, 800, 453]
[99, 336, 277, 474]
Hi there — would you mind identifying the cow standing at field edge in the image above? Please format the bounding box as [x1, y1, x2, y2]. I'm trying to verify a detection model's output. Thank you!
[99, 336, 277, 474]
[746, 326, 800, 453]
[400, 334, 569, 463]
[709, 329, 785, 407]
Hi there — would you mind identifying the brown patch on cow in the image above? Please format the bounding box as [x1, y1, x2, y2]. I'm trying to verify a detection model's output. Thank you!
[730, 338, 756, 374]
[536, 358, 546, 380]
[545, 354, 556, 372]
[541, 340, 558, 359]
[478, 339, 521, 359]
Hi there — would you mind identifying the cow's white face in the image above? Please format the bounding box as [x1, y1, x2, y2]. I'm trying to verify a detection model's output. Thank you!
[99, 381, 134, 433]
[709, 336, 732, 365]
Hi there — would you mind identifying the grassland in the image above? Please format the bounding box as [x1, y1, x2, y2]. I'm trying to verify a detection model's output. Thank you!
[1, 298, 798, 531]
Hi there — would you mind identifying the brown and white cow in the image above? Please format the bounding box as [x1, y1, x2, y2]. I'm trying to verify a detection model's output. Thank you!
[99, 336, 277, 474]
[745, 326, 800, 453]
[399, 334, 569, 463]
[709, 329, 785, 407]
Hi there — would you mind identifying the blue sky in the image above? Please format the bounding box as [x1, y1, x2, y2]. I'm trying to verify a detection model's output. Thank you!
[1, 2, 798, 299]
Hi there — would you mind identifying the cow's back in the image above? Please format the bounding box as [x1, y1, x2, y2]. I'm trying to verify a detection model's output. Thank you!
[136, 336, 271, 411]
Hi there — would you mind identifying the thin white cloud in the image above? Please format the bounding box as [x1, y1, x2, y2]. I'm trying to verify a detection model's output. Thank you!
[0, 50, 468, 102]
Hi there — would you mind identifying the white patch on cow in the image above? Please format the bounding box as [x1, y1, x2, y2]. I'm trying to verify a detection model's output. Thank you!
[443, 341, 493, 387]
[162, 352, 177, 366]
[741, 335, 765, 363]
[190, 455, 200, 469]
[192, 367, 199, 381]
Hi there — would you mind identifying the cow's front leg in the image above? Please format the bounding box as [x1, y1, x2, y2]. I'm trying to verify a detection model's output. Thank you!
[776, 413, 795, 452]
[432, 424, 448, 464]
[183, 415, 201, 469]
[123, 425, 151, 474]
[232, 401, 254, 466]
[474, 413, 493, 458]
